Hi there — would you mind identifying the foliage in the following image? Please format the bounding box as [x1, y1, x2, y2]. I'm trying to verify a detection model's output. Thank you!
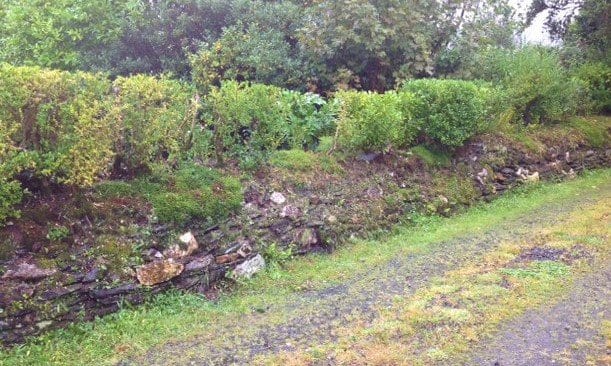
[298, 0, 518, 91]
[402, 79, 488, 148]
[471, 47, 584, 125]
[279, 91, 339, 149]
[0, 178, 22, 224]
[334, 90, 418, 152]
[0, 0, 124, 70]
[0, 64, 114, 186]
[203, 81, 288, 166]
[572, 62, 611, 114]
[527, 0, 610, 62]
[0, 0, 519, 91]
[111, 75, 196, 174]
[191, 20, 304, 93]
[410, 145, 451, 167]
[46, 225, 70, 242]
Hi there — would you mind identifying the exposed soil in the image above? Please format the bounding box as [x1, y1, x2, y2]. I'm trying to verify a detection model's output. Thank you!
[120, 177, 610, 365]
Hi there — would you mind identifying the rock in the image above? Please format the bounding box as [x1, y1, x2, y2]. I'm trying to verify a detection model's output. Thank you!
[438, 195, 449, 204]
[36, 321, 53, 330]
[233, 254, 266, 279]
[524, 171, 539, 183]
[270, 192, 286, 205]
[366, 186, 383, 199]
[215, 253, 240, 264]
[585, 150, 595, 157]
[280, 205, 301, 220]
[326, 215, 338, 224]
[179, 231, 199, 256]
[136, 260, 184, 286]
[237, 242, 253, 258]
[477, 168, 488, 178]
[357, 152, 380, 163]
[294, 228, 320, 250]
[185, 255, 214, 271]
[164, 231, 199, 259]
[83, 268, 101, 283]
[1, 263, 56, 281]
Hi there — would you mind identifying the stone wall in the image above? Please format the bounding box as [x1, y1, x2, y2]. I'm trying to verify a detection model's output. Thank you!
[1, 137, 609, 346]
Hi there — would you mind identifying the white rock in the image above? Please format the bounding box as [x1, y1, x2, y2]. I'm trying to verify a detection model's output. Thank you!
[270, 192, 286, 205]
[233, 254, 266, 279]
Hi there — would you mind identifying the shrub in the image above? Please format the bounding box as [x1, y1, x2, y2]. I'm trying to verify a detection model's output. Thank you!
[204, 81, 289, 165]
[402, 79, 488, 148]
[280, 90, 339, 149]
[0, 64, 114, 187]
[0, 178, 22, 224]
[111, 75, 197, 173]
[472, 47, 583, 124]
[573, 62, 611, 114]
[334, 91, 418, 152]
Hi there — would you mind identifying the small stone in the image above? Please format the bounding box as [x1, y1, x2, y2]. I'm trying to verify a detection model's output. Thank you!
[237, 242, 253, 258]
[270, 192, 286, 205]
[36, 320, 53, 330]
[185, 255, 214, 271]
[179, 231, 198, 256]
[136, 259, 184, 286]
[233, 254, 266, 279]
[524, 171, 539, 183]
[326, 215, 337, 224]
[280, 205, 301, 220]
[215, 253, 240, 264]
[83, 268, 101, 283]
[2, 263, 56, 281]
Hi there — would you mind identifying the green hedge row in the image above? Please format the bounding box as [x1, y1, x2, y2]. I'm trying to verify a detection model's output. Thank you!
[334, 79, 489, 152]
[0, 59, 606, 224]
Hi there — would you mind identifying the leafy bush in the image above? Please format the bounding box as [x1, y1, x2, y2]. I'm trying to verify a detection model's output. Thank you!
[0, 64, 114, 186]
[280, 91, 339, 150]
[402, 79, 488, 148]
[204, 81, 291, 166]
[111, 75, 196, 173]
[572, 62, 611, 114]
[334, 91, 418, 152]
[472, 47, 583, 124]
[0, 178, 22, 224]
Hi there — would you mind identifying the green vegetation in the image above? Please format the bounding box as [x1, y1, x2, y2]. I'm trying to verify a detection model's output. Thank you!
[569, 116, 611, 148]
[1, 169, 608, 365]
[334, 91, 416, 152]
[402, 79, 488, 148]
[410, 145, 452, 167]
[473, 47, 583, 125]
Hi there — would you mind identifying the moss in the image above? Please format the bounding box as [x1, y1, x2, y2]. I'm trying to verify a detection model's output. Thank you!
[270, 150, 318, 171]
[411, 145, 451, 167]
[569, 116, 611, 148]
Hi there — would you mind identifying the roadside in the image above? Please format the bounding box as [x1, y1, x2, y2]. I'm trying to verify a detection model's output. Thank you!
[1, 170, 608, 365]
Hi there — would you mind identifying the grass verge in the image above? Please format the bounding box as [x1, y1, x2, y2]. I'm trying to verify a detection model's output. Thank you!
[1, 169, 609, 365]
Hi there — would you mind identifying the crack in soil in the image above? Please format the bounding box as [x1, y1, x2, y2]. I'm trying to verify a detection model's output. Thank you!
[123, 186, 607, 366]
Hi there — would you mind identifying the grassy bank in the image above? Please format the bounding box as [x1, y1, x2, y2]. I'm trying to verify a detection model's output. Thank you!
[1, 169, 609, 365]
